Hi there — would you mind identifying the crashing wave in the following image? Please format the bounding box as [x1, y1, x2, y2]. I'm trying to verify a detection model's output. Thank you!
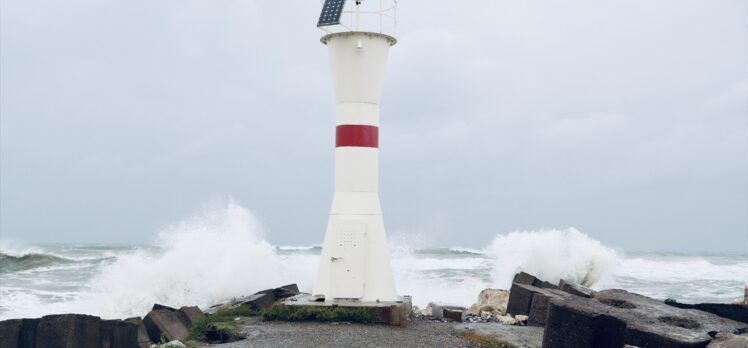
[485, 228, 619, 288]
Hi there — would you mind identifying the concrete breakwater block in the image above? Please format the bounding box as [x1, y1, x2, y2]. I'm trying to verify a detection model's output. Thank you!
[528, 289, 571, 326]
[595, 289, 747, 347]
[241, 292, 276, 311]
[143, 309, 190, 343]
[558, 279, 594, 298]
[99, 319, 139, 348]
[507, 283, 569, 317]
[0, 318, 38, 348]
[35, 314, 101, 348]
[1, 315, 141, 348]
[430, 303, 467, 322]
[142, 303, 206, 343]
[512, 272, 558, 290]
[542, 296, 626, 348]
[208, 284, 301, 314]
[125, 317, 152, 348]
[542, 289, 748, 348]
[665, 299, 748, 324]
[178, 306, 204, 326]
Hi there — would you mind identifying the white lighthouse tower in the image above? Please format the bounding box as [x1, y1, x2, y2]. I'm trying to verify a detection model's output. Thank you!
[313, 0, 398, 303]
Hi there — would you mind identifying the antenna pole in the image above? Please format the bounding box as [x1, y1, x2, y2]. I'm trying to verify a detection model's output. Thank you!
[355, 1, 361, 31]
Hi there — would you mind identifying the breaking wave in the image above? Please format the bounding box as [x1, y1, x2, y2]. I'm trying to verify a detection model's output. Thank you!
[0, 252, 76, 274]
[4, 202, 742, 320]
[486, 228, 620, 288]
[0, 202, 316, 319]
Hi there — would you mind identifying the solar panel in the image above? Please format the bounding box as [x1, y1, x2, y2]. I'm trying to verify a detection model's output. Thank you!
[317, 0, 346, 27]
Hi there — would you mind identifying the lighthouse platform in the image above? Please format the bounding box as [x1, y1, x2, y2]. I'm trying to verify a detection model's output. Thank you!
[277, 294, 413, 327]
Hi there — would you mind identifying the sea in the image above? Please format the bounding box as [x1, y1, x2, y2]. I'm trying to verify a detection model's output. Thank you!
[1, 203, 746, 320]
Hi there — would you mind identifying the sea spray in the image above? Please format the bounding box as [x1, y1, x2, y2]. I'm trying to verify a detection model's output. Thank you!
[81, 202, 319, 318]
[0, 202, 317, 319]
[2, 205, 745, 320]
[485, 228, 619, 289]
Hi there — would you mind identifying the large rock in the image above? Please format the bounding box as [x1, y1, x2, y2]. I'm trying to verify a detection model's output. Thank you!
[707, 331, 748, 348]
[512, 272, 558, 290]
[558, 279, 594, 298]
[477, 289, 509, 315]
[35, 314, 100, 348]
[0, 318, 39, 348]
[542, 296, 626, 348]
[466, 303, 480, 316]
[99, 319, 138, 348]
[124, 317, 152, 348]
[143, 309, 190, 343]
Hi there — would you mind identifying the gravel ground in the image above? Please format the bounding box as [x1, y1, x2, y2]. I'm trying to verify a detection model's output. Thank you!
[201, 319, 544, 348]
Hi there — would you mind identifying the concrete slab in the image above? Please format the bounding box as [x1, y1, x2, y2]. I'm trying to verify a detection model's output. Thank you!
[281, 294, 412, 327]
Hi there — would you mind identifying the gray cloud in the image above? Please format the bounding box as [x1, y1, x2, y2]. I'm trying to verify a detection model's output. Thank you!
[1, 0, 746, 252]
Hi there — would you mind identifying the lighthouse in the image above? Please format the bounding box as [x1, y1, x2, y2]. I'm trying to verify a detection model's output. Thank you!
[313, 0, 398, 303]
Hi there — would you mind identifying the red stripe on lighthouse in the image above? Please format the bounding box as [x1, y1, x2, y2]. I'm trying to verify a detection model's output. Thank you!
[336, 125, 379, 148]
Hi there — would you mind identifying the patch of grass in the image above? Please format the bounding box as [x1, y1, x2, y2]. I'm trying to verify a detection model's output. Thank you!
[455, 329, 519, 348]
[261, 305, 383, 323]
[188, 306, 259, 341]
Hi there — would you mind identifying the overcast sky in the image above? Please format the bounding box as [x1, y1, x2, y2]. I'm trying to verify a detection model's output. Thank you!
[1, 0, 746, 252]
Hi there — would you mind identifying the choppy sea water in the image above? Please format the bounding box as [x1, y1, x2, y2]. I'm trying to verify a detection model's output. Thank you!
[1, 203, 746, 320]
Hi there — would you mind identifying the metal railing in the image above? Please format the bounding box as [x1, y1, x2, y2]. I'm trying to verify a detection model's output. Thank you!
[319, 0, 397, 38]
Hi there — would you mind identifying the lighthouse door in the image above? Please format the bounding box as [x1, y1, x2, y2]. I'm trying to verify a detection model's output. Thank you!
[329, 219, 366, 299]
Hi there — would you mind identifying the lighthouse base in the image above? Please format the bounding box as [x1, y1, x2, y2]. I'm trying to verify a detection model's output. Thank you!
[313, 193, 398, 303]
[280, 294, 412, 327]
